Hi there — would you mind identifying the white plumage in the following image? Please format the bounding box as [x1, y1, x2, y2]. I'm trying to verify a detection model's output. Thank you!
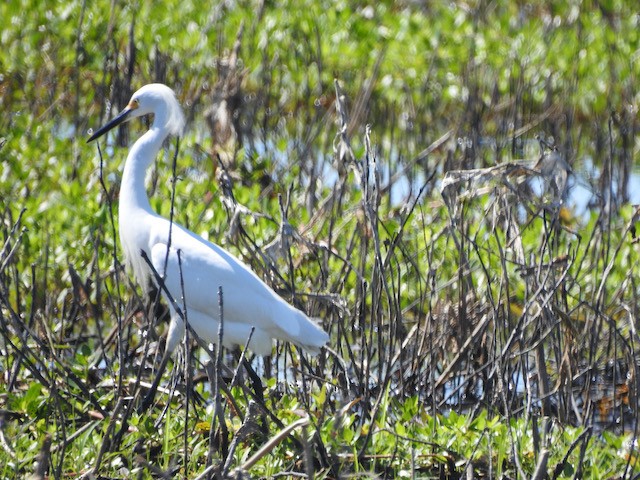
[88, 84, 329, 358]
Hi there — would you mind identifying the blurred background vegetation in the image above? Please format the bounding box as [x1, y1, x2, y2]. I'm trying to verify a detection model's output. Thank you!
[2, 0, 640, 478]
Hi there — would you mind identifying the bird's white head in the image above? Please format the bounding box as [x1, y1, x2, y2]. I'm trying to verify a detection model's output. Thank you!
[87, 83, 185, 142]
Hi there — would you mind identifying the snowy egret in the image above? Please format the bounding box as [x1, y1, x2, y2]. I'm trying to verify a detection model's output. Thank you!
[87, 84, 329, 365]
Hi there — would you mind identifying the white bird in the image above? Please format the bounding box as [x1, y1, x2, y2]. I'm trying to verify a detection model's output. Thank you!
[87, 84, 329, 366]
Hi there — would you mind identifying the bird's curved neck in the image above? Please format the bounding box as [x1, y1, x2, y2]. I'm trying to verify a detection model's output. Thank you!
[120, 126, 169, 215]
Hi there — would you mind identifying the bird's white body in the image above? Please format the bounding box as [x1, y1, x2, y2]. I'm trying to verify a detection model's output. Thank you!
[90, 84, 328, 357]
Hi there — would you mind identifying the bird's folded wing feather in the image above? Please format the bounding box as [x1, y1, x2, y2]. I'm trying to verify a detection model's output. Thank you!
[148, 222, 303, 336]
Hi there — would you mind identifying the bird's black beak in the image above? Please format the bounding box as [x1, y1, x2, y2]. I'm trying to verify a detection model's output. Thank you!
[87, 106, 135, 143]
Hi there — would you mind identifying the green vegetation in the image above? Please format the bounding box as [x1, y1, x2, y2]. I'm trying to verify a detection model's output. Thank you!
[2, 0, 640, 478]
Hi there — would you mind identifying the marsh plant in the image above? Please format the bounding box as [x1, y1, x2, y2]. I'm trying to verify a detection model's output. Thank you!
[1, 1, 640, 478]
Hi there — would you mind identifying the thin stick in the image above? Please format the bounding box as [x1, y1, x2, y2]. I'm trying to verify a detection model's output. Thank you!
[161, 137, 181, 278]
[177, 249, 190, 480]
[216, 287, 229, 460]
[96, 141, 124, 396]
[0, 207, 27, 274]
[230, 327, 255, 388]
[137, 250, 198, 412]
[239, 417, 310, 471]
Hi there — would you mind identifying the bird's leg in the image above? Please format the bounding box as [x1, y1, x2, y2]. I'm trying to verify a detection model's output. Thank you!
[241, 357, 265, 405]
[138, 353, 171, 413]
[139, 314, 185, 414]
[264, 352, 272, 380]
[136, 283, 172, 414]
[145, 283, 169, 330]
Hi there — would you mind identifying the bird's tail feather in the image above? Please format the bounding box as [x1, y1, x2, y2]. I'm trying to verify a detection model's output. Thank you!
[285, 311, 329, 355]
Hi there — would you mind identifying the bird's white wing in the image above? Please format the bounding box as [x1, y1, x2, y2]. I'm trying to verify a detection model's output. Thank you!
[148, 220, 303, 337]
